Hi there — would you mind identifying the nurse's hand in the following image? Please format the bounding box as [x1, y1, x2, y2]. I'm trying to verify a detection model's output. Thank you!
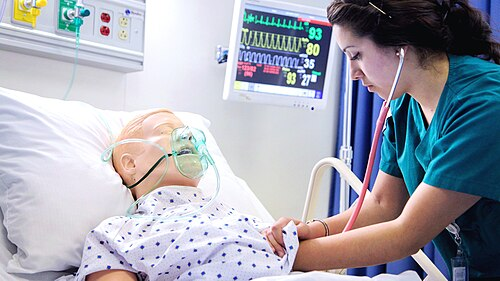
[262, 217, 311, 257]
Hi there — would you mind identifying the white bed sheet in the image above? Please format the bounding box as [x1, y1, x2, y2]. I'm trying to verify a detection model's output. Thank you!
[254, 271, 422, 281]
[50, 271, 422, 281]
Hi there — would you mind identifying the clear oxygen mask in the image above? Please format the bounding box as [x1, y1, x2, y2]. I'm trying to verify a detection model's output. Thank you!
[171, 126, 210, 179]
[101, 126, 220, 221]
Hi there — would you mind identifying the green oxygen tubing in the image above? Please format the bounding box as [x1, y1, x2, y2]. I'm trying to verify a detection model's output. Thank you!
[62, 0, 90, 101]
[101, 127, 221, 222]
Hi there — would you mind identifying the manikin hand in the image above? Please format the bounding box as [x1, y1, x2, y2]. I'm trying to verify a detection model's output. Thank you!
[262, 217, 311, 257]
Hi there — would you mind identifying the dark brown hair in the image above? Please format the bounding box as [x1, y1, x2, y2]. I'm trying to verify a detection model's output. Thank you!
[327, 0, 499, 65]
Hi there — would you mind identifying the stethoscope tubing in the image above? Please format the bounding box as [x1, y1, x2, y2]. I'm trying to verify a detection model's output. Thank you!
[342, 48, 405, 233]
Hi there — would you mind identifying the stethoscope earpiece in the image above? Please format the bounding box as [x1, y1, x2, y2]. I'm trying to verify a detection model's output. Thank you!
[396, 47, 406, 57]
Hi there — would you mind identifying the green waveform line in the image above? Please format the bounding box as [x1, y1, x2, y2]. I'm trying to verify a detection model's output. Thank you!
[312, 70, 322, 76]
[243, 11, 307, 31]
[241, 28, 310, 53]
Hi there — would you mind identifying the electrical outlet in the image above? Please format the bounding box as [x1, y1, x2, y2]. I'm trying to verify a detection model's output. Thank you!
[101, 12, 111, 23]
[118, 29, 128, 40]
[119, 17, 129, 27]
[100, 26, 111, 36]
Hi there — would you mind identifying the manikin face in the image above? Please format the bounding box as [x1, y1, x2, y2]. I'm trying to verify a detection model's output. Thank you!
[132, 112, 201, 189]
[333, 25, 406, 101]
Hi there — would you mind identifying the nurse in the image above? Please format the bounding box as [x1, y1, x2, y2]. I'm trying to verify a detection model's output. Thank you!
[265, 0, 500, 280]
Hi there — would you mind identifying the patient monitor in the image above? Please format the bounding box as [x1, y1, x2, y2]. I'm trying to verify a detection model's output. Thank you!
[223, 0, 341, 110]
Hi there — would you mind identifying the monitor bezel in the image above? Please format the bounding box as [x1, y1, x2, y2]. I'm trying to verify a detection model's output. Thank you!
[223, 0, 341, 111]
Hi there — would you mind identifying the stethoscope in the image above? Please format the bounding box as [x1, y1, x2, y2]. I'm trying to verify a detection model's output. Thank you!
[339, 48, 452, 281]
[343, 47, 405, 232]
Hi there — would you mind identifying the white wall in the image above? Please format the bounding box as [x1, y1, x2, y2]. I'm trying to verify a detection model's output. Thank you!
[0, 0, 340, 220]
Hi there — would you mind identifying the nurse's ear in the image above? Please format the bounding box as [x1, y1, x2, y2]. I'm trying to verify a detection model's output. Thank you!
[395, 46, 409, 57]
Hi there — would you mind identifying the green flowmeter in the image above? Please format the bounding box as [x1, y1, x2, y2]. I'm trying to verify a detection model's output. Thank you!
[58, 0, 89, 32]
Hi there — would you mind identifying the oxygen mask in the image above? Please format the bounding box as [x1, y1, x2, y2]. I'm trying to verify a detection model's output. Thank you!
[101, 126, 220, 221]
[171, 126, 211, 179]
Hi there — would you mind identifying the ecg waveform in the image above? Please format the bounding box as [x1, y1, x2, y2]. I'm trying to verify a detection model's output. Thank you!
[243, 11, 306, 30]
[239, 50, 300, 69]
[240, 28, 308, 53]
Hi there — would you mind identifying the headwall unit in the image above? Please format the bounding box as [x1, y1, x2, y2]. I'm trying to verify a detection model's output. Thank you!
[0, 0, 145, 72]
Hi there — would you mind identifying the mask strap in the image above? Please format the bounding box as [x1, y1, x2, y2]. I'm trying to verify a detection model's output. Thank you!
[126, 154, 171, 189]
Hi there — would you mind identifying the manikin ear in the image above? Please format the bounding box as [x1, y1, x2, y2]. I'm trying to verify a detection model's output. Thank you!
[119, 153, 137, 181]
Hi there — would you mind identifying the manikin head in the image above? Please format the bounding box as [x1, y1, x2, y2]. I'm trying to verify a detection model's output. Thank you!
[112, 109, 201, 199]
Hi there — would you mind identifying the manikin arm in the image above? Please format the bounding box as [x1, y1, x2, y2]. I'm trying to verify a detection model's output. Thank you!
[86, 269, 137, 281]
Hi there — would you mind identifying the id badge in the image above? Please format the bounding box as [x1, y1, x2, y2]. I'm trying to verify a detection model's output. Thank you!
[451, 254, 468, 281]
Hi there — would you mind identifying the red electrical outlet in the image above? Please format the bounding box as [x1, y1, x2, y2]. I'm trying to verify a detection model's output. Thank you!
[100, 12, 110, 23]
[100, 26, 110, 36]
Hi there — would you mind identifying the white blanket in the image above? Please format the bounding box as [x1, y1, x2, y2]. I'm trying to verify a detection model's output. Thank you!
[254, 270, 422, 280]
[73, 186, 298, 281]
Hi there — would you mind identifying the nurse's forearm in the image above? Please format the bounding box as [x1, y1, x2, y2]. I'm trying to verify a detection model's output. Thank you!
[294, 183, 480, 271]
[293, 219, 415, 271]
[324, 193, 400, 235]
[324, 171, 409, 236]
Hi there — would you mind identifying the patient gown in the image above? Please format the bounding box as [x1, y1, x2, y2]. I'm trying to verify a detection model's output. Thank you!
[75, 186, 298, 281]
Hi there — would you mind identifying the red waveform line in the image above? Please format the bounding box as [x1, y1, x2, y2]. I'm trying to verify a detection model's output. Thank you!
[298, 17, 332, 27]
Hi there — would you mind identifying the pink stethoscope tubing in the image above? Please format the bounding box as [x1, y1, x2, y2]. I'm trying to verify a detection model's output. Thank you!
[342, 48, 405, 233]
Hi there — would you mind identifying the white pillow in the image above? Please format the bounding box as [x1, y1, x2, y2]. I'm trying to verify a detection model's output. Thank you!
[0, 89, 135, 274]
[0, 87, 272, 276]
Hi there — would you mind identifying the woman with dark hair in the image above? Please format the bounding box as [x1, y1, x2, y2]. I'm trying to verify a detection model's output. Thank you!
[265, 1, 499, 280]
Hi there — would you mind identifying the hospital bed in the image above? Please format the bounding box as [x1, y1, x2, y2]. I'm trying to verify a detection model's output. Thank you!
[0, 87, 439, 281]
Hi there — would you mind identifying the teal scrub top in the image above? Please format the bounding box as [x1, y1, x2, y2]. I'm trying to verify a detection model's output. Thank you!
[379, 55, 500, 278]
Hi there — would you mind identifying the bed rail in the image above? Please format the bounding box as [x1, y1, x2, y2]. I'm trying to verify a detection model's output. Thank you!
[301, 157, 447, 281]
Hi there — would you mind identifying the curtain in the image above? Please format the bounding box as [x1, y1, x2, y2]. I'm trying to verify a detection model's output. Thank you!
[328, 1, 498, 279]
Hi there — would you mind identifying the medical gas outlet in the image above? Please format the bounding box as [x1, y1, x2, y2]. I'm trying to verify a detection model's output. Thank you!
[12, 0, 47, 28]
[58, 0, 90, 33]
[62, 6, 90, 21]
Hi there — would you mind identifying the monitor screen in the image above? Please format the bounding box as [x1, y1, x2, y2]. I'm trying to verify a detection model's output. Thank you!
[223, 0, 341, 111]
